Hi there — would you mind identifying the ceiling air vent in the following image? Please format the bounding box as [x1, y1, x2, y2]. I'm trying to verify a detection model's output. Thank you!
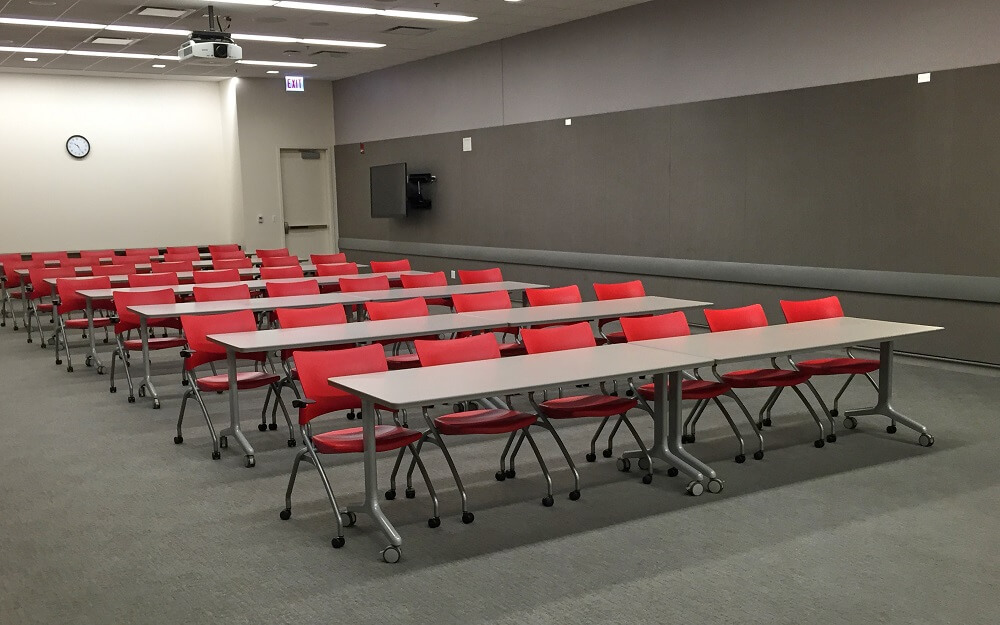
[132, 6, 193, 19]
[382, 25, 433, 36]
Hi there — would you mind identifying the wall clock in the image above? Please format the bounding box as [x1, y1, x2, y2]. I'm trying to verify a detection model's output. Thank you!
[66, 135, 91, 159]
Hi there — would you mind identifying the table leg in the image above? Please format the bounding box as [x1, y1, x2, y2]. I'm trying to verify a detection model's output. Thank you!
[219, 349, 255, 467]
[20, 275, 29, 331]
[844, 341, 934, 446]
[360, 399, 402, 558]
[86, 298, 104, 373]
[139, 316, 160, 408]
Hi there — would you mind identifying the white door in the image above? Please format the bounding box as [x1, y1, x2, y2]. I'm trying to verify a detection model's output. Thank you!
[279, 148, 334, 257]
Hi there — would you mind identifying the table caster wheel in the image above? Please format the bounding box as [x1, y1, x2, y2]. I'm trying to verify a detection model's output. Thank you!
[541, 495, 554, 507]
[637, 457, 651, 471]
[504, 469, 516, 479]
[616, 458, 631, 472]
[153, 399, 160, 410]
[667, 467, 679, 477]
[405, 488, 416, 499]
[462, 511, 475, 524]
[381, 545, 400, 562]
[886, 425, 897, 434]
[287, 439, 296, 447]
[174, 436, 183, 444]
[918, 433, 934, 447]
[494, 471, 506, 481]
[585, 452, 596, 462]
[569, 490, 581, 501]
[219, 436, 228, 449]
[707, 478, 724, 494]
[331, 536, 346, 549]
[686, 481, 705, 496]
[245, 455, 255, 468]
[826, 434, 837, 443]
[212, 451, 221, 460]
[830, 408, 839, 417]
[843, 416, 858, 429]
[258, 423, 267, 432]
[385, 489, 396, 500]
[268, 423, 278, 431]
[343, 511, 357, 527]
[814, 439, 825, 448]
[279, 508, 291, 520]
[428, 517, 441, 528]
[127, 396, 135, 404]
[753, 450, 764, 460]
[641, 474, 653, 485]
[602, 448, 613, 458]
[735, 454, 746, 463]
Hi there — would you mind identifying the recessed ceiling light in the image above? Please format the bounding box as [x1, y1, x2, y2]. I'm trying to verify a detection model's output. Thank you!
[217, 1, 476, 22]
[106, 25, 191, 36]
[0, 45, 67, 54]
[236, 59, 316, 67]
[380, 9, 476, 22]
[89, 36, 137, 46]
[266, 70, 279, 74]
[275, 1, 377, 14]
[0, 17, 105, 29]
[28, 1, 57, 5]
[24, 57, 39, 62]
[152, 64, 166, 68]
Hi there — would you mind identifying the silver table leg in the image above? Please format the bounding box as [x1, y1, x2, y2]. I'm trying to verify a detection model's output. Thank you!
[19, 274, 29, 330]
[360, 399, 402, 555]
[844, 341, 934, 446]
[85, 297, 104, 373]
[139, 316, 160, 407]
[219, 349, 255, 466]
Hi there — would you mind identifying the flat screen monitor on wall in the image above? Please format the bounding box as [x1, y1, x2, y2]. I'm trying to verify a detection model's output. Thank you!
[370, 163, 408, 218]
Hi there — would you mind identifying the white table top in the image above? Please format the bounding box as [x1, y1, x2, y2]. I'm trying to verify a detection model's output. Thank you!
[630, 317, 942, 363]
[49, 269, 259, 288]
[327, 344, 712, 409]
[339, 281, 544, 304]
[472, 296, 710, 326]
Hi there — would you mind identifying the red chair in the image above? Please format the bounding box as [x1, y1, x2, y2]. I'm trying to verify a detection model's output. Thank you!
[163, 253, 200, 262]
[780, 296, 882, 426]
[399, 271, 451, 308]
[176, 311, 293, 462]
[0, 254, 27, 327]
[151, 261, 193, 274]
[213, 257, 253, 270]
[457, 268, 502, 284]
[593, 280, 646, 343]
[129, 272, 179, 288]
[704, 304, 833, 447]
[339, 275, 390, 293]
[31, 251, 69, 262]
[210, 250, 248, 261]
[125, 247, 159, 258]
[310, 253, 346, 265]
[256, 248, 289, 258]
[519, 322, 651, 491]
[52, 276, 115, 372]
[79, 249, 115, 259]
[193, 269, 240, 284]
[369, 259, 411, 272]
[618, 312, 763, 463]
[260, 265, 304, 280]
[451, 290, 525, 357]
[271, 303, 351, 415]
[407, 334, 548, 517]
[281, 346, 438, 548]
[166, 246, 199, 255]
[91, 264, 139, 277]
[365, 297, 434, 369]
[266, 279, 320, 298]
[315, 262, 359, 293]
[192, 283, 250, 302]
[26, 266, 76, 345]
[110, 288, 185, 402]
[261, 255, 300, 268]
[525, 285, 604, 337]
[208, 244, 240, 254]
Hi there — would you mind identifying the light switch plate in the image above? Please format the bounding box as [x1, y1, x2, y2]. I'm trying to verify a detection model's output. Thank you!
[462, 137, 472, 152]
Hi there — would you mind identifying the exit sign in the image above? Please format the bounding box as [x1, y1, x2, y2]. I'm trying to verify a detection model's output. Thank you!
[285, 76, 305, 92]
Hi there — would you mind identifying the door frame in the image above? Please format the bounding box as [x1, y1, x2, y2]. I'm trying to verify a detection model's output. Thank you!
[276, 147, 338, 253]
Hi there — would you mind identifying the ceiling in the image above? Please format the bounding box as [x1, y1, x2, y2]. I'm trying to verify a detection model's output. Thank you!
[0, 0, 651, 81]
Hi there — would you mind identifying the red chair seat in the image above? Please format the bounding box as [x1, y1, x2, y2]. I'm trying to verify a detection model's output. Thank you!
[638, 379, 730, 401]
[312, 425, 421, 454]
[387, 353, 422, 370]
[434, 409, 536, 435]
[36, 303, 53, 312]
[499, 342, 527, 357]
[195, 371, 279, 392]
[604, 330, 627, 344]
[795, 357, 879, 375]
[123, 337, 188, 351]
[539, 394, 638, 418]
[720, 368, 811, 388]
[64, 317, 113, 329]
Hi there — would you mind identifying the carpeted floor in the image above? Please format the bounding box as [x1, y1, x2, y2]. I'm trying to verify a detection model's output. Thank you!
[1, 317, 998, 625]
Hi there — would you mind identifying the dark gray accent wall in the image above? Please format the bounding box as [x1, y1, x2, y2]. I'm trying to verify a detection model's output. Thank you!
[336, 63, 1000, 364]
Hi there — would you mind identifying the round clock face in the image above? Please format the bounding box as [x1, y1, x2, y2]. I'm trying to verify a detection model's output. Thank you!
[66, 135, 90, 159]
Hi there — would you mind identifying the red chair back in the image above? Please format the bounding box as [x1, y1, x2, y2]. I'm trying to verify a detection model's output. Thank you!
[400, 271, 447, 288]
[166, 246, 199, 254]
[369, 259, 411, 273]
[211, 250, 247, 261]
[164, 253, 200, 262]
[260, 255, 300, 268]
[276, 304, 347, 328]
[292, 345, 387, 423]
[124, 248, 158, 257]
[316, 262, 359, 277]
[113, 288, 177, 332]
[61, 257, 93, 268]
[3, 259, 42, 284]
[339, 275, 390, 293]
[208, 244, 240, 254]
[27, 267, 76, 299]
[79, 249, 114, 259]
[525, 285, 582, 307]
[260, 265, 304, 280]
[181, 311, 258, 369]
[256, 248, 289, 258]
[365, 297, 428, 321]
[150, 261, 193, 274]
[310, 253, 347, 265]
[266, 279, 319, 297]
[779, 296, 845, 323]
[56, 276, 112, 313]
[415, 333, 499, 367]
[521, 322, 597, 354]
[704, 304, 769, 332]
[620, 311, 690, 341]
[31, 251, 69, 262]
[457, 268, 502, 284]
[593, 280, 645, 300]
[213, 257, 252, 270]
[452, 290, 512, 313]
[91, 264, 138, 277]
[193, 269, 240, 284]
[192, 283, 251, 302]
[129, 272, 179, 287]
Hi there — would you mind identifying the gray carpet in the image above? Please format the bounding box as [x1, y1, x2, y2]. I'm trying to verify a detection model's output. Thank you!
[1, 318, 998, 625]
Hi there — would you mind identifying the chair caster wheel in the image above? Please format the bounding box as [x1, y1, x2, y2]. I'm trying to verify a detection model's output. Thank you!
[181, 379, 189, 386]
[494, 471, 506, 481]
[405, 488, 416, 499]
[681, 434, 692, 444]
[763, 418, 773, 427]
[381, 545, 400, 562]
[56, 359, 62, 365]
[245, 455, 255, 468]
[173, 436, 183, 444]
[127, 396, 135, 404]
[346, 411, 357, 420]
[287, 439, 296, 447]
[385, 489, 396, 500]
[462, 511, 475, 524]
[138, 386, 146, 398]
[735, 454, 746, 463]
[687, 481, 705, 496]
[707, 478, 724, 494]
[66, 366, 73, 373]
[569, 490, 581, 501]
[212, 451, 221, 460]
[641, 474, 653, 485]
[625, 389, 634, 397]
[753, 450, 764, 460]
[585, 452, 596, 462]
[667, 467, 679, 477]
[505, 469, 516, 479]
[332, 536, 346, 549]
[153, 400, 160, 410]
[85, 356, 93, 367]
[96, 365, 105, 375]
[258, 423, 267, 432]
[616, 458, 631, 472]
[814, 439, 825, 448]
[826, 434, 837, 443]
[343, 511, 357, 527]
[843, 416, 858, 429]
[268, 423, 278, 431]
[886, 425, 897, 434]
[918, 433, 934, 447]
[541, 495, 554, 507]
[602, 448, 613, 458]
[110, 386, 116, 393]
[637, 457, 651, 471]
[830, 408, 839, 417]
[428, 516, 441, 528]
[279, 508, 291, 521]
[219, 436, 228, 449]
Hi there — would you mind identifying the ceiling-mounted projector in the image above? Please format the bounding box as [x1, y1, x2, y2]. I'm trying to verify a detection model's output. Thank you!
[178, 5, 241, 64]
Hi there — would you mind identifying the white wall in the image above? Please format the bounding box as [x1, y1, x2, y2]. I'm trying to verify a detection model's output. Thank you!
[0, 72, 237, 252]
[333, 0, 1000, 144]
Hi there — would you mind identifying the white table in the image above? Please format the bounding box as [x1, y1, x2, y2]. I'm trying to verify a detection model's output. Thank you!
[326, 344, 713, 560]
[467, 296, 710, 327]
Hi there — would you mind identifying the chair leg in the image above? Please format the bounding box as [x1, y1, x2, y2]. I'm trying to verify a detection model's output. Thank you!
[758, 387, 783, 428]
[521, 428, 554, 506]
[109, 343, 119, 393]
[272, 386, 296, 446]
[259, 386, 273, 432]
[603, 415, 624, 458]
[506, 429, 527, 477]
[281, 447, 308, 517]
[305, 446, 346, 547]
[712, 398, 747, 462]
[587, 416, 611, 462]
[536, 416, 581, 498]
[804, 379, 837, 442]
[388, 441, 413, 497]
[617, 414, 653, 484]
[60, 319, 74, 372]
[497, 430, 519, 478]
[190, 385, 221, 458]
[401, 436, 425, 498]
[684, 399, 708, 443]
[832, 374, 856, 415]
[176, 389, 192, 443]
[789, 385, 827, 447]
[407, 442, 441, 525]
[726, 390, 764, 459]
